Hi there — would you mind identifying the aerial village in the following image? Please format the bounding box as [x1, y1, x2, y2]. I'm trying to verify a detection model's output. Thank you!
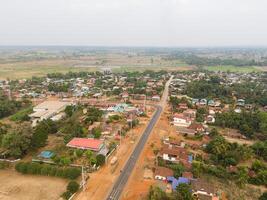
[0, 69, 266, 200]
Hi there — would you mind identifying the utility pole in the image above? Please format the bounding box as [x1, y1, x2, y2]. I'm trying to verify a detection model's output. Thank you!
[144, 95, 146, 112]
[82, 165, 85, 191]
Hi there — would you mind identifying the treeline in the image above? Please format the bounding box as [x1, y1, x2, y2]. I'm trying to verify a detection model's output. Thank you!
[214, 111, 267, 139]
[148, 184, 193, 200]
[1, 119, 58, 158]
[48, 83, 70, 93]
[15, 162, 81, 180]
[47, 71, 95, 79]
[184, 79, 232, 103]
[181, 55, 267, 67]
[184, 79, 267, 106]
[206, 135, 253, 166]
[192, 135, 267, 188]
[0, 90, 29, 119]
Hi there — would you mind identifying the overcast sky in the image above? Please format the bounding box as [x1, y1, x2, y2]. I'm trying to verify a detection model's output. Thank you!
[0, 0, 267, 47]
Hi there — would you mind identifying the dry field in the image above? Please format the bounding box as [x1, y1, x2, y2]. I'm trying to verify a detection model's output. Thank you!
[0, 170, 68, 200]
[0, 54, 192, 80]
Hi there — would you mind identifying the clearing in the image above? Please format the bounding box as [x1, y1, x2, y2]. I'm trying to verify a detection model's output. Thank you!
[0, 170, 68, 200]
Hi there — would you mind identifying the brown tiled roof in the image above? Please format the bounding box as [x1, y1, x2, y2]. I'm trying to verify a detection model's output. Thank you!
[189, 123, 205, 131]
[160, 145, 187, 157]
[155, 166, 174, 177]
[192, 179, 216, 195]
[182, 171, 193, 179]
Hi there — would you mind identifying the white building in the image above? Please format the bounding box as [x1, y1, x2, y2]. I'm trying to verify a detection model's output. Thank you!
[30, 101, 70, 126]
[172, 113, 192, 127]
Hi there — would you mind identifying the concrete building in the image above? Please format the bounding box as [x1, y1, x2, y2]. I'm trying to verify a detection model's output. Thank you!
[30, 100, 70, 126]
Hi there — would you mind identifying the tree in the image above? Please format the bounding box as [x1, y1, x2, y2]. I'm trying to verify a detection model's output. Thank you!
[2, 124, 32, 158]
[169, 164, 185, 178]
[92, 128, 101, 139]
[192, 161, 203, 178]
[31, 126, 48, 149]
[61, 191, 72, 200]
[65, 105, 75, 117]
[235, 167, 248, 187]
[209, 128, 219, 138]
[175, 183, 192, 200]
[259, 192, 267, 200]
[67, 181, 80, 193]
[147, 186, 169, 200]
[96, 154, 106, 166]
[252, 141, 267, 161]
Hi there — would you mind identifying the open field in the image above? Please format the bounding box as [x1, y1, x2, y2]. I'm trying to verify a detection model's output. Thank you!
[0, 170, 68, 200]
[203, 65, 262, 72]
[0, 53, 192, 79]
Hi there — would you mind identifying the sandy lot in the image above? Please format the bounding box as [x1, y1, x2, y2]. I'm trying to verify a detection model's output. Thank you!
[0, 170, 68, 200]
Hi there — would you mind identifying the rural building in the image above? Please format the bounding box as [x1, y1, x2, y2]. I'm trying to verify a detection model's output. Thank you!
[29, 100, 70, 126]
[154, 166, 174, 181]
[67, 138, 104, 152]
[160, 145, 188, 163]
[192, 179, 219, 200]
[172, 113, 192, 127]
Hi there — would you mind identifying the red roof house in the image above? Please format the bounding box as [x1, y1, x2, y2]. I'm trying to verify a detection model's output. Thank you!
[67, 138, 104, 152]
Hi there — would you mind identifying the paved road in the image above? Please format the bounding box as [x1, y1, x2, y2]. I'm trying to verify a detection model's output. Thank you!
[106, 105, 162, 200]
[106, 76, 172, 200]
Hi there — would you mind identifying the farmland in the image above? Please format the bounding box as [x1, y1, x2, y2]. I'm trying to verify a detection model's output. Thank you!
[203, 65, 261, 73]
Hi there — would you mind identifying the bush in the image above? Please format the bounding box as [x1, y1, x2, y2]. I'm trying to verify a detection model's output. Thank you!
[61, 190, 72, 200]
[96, 154, 106, 166]
[15, 162, 81, 180]
[259, 192, 267, 200]
[0, 161, 9, 169]
[67, 181, 80, 193]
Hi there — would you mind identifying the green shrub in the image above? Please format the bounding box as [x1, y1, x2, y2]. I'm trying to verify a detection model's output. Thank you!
[67, 181, 80, 193]
[15, 162, 81, 180]
[61, 190, 72, 200]
[96, 154, 106, 166]
[0, 161, 9, 169]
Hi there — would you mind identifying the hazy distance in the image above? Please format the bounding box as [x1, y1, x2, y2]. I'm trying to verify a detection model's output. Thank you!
[0, 0, 267, 47]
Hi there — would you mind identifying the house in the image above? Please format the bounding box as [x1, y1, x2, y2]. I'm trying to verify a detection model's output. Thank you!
[160, 145, 188, 163]
[152, 95, 160, 101]
[208, 100, 215, 107]
[192, 98, 199, 105]
[121, 92, 129, 100]
[199, 99, 207, 106]
[192, 179, 219, 200]
[205, 115, 215, 124]
[237, 99, 245, 107]
[67, 138, 104, 152]
[183, 109, 196, 120]
[172, 113, 192, 127]
[178, 103, 188, 110]
[154, 167, 174, 181]
[188, 123, 205, 133]
[176, 127, 196, 137]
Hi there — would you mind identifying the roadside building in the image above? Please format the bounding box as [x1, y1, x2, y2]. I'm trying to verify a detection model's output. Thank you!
[154, 166, 174, 181]
[66, 138, 104, 152]
[192, 179, 219, 200]
[172, 113, 192, 127]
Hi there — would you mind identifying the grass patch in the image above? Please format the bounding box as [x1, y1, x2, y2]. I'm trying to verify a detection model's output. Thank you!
[10, 106, 33, 122]
[203, 65, 260, 73]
